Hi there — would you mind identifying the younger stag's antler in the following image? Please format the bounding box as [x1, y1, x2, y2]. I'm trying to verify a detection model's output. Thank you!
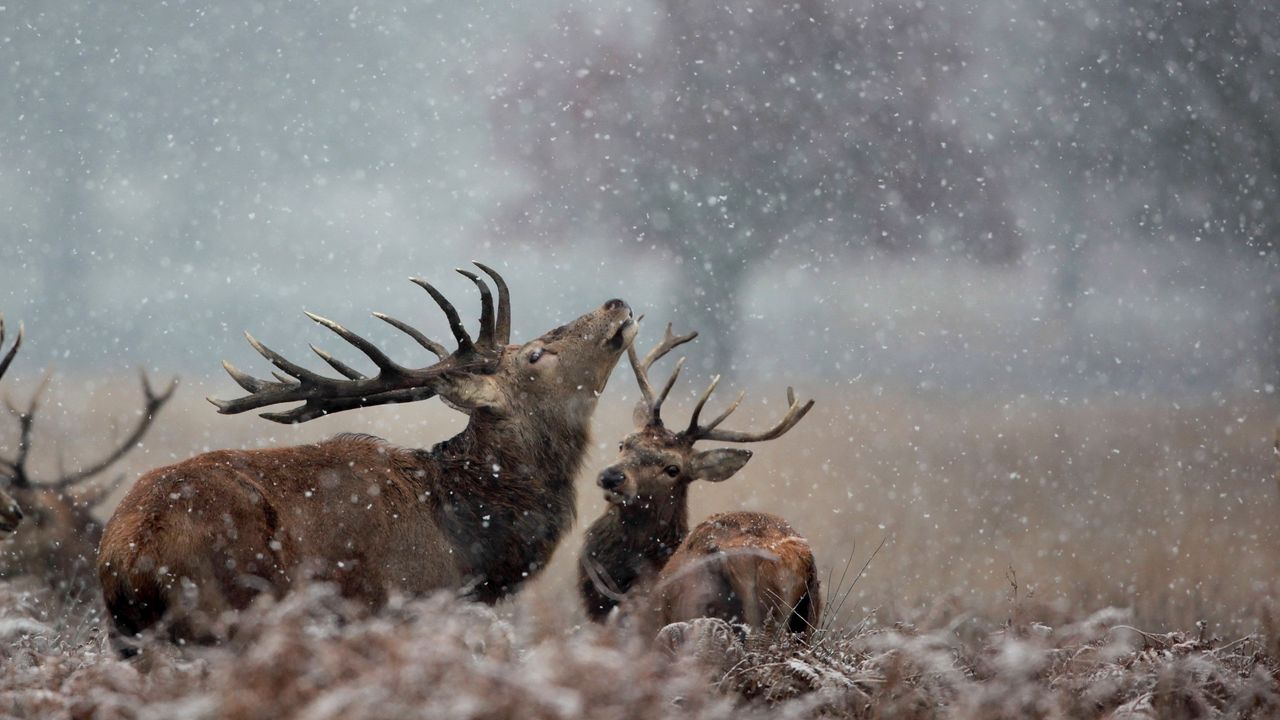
[628, 324, 814, 444]
[628, 322, 697, 426]
[211, 263, 511, 424]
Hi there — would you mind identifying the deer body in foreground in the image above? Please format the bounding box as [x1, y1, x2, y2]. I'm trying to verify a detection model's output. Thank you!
[100, 265, 636, 646]
[0, 316, 176, 592]
[579, 326, 820, 634]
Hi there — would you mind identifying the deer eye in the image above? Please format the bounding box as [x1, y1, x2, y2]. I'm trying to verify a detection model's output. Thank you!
[528, 348, 544, 364]
[664, 465, 680, 478]
[618, 442, 624, 451]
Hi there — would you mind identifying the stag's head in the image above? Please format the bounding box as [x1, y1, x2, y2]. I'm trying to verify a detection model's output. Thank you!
[211, 263, 636, 427]
[488, 297, 635, 421]
[597, 325, 814, 508]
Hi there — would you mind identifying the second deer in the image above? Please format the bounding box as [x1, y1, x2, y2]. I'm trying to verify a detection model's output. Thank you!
[579, 325, 820, 635]
[0, 315, 177, 592]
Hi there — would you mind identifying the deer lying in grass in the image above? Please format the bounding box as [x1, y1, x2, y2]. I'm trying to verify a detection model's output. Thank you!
[100, 264, 637, 648]
[0, 316, 176, 593]
[579, 325, 820, 635]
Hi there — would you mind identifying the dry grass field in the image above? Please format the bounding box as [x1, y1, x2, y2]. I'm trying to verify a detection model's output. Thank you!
[1, 373, 1278, 718]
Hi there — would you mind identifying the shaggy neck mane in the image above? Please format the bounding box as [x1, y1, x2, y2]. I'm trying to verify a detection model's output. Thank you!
[579, 483, 691, 621]
[610, 486, 690, 569]
[416, 402, 592, 603]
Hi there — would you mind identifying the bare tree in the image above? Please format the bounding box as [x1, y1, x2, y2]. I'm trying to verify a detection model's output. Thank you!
[490, 1, 1021, 370]
[1034, 0, 1280, 382]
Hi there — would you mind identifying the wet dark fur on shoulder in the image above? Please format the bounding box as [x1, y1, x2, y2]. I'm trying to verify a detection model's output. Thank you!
[579, 485, 689, 621]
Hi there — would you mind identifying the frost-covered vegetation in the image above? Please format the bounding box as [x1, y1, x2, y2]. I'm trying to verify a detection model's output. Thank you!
[2, 388, 1278, 718]
[2, 581, 1278, 719]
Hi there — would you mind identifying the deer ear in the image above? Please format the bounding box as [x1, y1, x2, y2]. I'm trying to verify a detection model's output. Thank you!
[436, 374, 506, 414]
[632, 401, 651, 428]
[688, 448, 752, 483]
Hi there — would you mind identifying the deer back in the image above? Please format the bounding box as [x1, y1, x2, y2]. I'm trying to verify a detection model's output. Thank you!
[654, 511, 821, 633]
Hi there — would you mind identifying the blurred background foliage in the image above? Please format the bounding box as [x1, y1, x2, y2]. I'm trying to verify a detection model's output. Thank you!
[0, 0, 1276, 396]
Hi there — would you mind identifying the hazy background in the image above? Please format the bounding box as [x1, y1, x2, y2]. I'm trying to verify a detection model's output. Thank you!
[1, 0, 1276, 394]
[1, 0, 1278, 630]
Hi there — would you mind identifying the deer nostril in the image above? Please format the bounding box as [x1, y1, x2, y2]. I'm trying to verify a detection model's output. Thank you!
[604, 298, 630, 313]
[599, 468, 626, 490]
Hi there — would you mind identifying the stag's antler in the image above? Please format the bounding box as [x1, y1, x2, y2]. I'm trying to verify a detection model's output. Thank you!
[1, 318, 176, 495]
[683, 384, 813, 444]
[210, 262, 512, 424]
[52, 372, 177, 490]
[0, 316, 22, 382]
[628, 322, 697, 427]
[627, 320, 814, 443]
[1, 370, 176, 491]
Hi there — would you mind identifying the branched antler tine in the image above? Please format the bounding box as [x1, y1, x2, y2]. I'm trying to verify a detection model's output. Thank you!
[258, 385, 439, 424]
[698, 390, 816, 444]
[0, 318, 21, 380]
[212, 275, 511, 423]
[140, 370, 179, 409]
[222, 361, 270, 393]
[629, 324, 697, 424]
[53, 371, 178, 488]
[473, 262, 511, 344]
[410, 278, 474, 351]
[260, 409, 309, 424]
[22, 372, 50, 417]
[245, 331, 328, 383]
[304, 312, 404, 375]
[456, 269, 495, 349]
[704, 390, 746, 432]
[641, 323, 697, 372]
[686, 374, 721, 433]
[4, 372, 48, 488]
[627, 341, 656, 408]
[652, 356, 685, 418]
[310, 345, 366, 380]
[209, 378, 317, 416]
[373, 313, 447, 358]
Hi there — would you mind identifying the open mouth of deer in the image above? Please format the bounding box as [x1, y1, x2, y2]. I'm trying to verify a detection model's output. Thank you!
[605, 316, 636, 351]
[602, 488, 634, 506]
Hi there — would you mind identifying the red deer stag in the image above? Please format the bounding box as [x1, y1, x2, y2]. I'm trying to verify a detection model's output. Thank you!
[0, 316, 176, 594]
[99, 264, 636, 648]
[579, 325, 819, 635]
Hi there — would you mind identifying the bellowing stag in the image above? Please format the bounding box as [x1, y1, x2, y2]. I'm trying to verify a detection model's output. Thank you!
[579, 325, 820, 634]
[0, 316, 176, 595]
[99, 264, 637, 649]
